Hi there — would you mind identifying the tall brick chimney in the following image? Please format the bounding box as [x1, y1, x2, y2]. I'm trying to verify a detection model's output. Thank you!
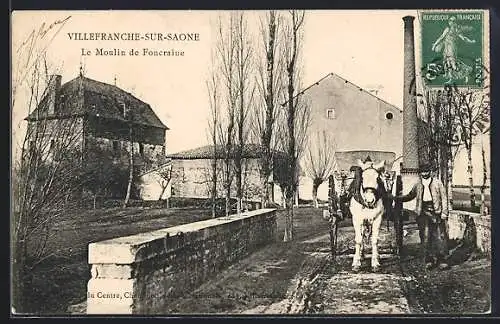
[402, 16, 419, 171]
[401, 16, 420, 211]
[47, 74, 62, 115]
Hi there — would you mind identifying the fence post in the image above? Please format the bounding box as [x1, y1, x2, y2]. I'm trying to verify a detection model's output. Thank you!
[393, 174, 404, 256]
[328, 175, 339, 260]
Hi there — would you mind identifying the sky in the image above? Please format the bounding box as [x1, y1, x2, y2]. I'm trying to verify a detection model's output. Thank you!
[11, 9, 424, 156]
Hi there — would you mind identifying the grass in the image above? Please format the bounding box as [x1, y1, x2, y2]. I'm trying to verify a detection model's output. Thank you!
[24, 206, 214, 314]
[21, 201, 490, 315]
[24, 205, 330, 315]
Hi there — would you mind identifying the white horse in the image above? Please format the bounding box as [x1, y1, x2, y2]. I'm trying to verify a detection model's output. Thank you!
[349, 159, 386, 272]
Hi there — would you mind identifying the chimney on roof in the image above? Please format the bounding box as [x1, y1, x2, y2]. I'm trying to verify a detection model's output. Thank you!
[47, 75, 62, 115]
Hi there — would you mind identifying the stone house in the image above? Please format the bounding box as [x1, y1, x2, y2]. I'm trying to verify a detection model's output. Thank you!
[148, 144, 287, 204]
[25, 73, 169, 197]
[297, 72, 488, 201]
[297, 72, 430, 201]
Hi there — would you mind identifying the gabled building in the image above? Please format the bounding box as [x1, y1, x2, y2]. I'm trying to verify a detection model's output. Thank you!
[25, 73, 169, 173]
[297, 72, 430, 201]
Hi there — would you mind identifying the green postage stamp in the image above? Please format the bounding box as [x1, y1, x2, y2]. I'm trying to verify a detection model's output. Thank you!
[421, 11, 484, 88]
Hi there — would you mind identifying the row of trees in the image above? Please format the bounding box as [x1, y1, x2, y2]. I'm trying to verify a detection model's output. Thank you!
[419, 74, 490, 212]
[206, 11, 315, 241]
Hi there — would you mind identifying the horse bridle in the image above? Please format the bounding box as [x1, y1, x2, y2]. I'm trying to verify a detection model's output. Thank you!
[359, 165, 382, 209]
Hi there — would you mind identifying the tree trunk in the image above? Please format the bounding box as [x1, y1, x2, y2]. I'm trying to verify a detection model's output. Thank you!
[312, 179, 322, 208]
[480, 134, 487, 215]
[281, 185, 286, 208]
[211, 159, 217, 218]
[123, 127, 134, 208]
[260, 11, 277, 210]
[235, 159, 243, 215]
[225, 176, 231, 217]
[158, 184, 167, 201]
[260, 175, 269, 208]
[283, 191, 294, 242]
[467, 148, 475, 208]
[447, 154, 454, 210]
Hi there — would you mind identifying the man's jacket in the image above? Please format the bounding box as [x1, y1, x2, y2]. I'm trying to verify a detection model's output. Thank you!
[398, 177, 449, 218]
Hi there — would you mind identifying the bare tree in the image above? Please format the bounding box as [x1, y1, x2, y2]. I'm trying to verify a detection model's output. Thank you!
[156, 164, 172, 201]
[215, 13, 238, 216]
[280, 10, 307, 242]
[302, 130, 337, 208]
[11, 16, 76, 312]
[253, 10, 286, 208]
[448, 85, 490, 209]
[419, 87, 462, 207]
[234, 12, 255, 215]
[419, 60, 490, 211]
[207, 61, 220, 218]
[479, 128, 489, 214]
[123, 104, 134, 207]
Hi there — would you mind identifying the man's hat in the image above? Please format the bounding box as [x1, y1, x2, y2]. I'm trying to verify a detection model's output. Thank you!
[419, 163, 433, 172]
[350, 165, 362, 172]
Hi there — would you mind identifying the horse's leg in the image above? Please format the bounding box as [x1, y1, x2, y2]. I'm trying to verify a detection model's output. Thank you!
[352, 220, 363, 272]
[371, 212, 383, 272]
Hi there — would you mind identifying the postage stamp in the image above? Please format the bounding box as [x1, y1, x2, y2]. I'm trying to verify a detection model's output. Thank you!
[420, 11, 484, 88]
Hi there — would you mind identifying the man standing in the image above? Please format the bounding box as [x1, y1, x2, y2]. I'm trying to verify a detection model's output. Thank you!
[392, 163, 450, 270]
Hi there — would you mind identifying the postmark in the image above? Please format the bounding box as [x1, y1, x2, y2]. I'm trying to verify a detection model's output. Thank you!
[420, 11, 484, 88]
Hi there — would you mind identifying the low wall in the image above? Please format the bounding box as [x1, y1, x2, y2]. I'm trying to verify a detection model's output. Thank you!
[447, 210, 491, 255]
[86, 208, 277, 314]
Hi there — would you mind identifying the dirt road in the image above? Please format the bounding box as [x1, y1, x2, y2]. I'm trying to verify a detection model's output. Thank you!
[164, 215, 490, 315]
[63, 207, 490, 315]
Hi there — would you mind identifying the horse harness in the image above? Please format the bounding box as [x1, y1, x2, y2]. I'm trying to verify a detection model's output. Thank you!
[355, 165, 384, 210]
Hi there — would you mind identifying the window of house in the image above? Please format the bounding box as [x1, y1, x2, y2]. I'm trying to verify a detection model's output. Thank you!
[50, 139, 55, 150]
[120, 102, 127, 117]
[326, 108, 336, 119]
[112, 140, 119, 152]
[385, 112, 394, 120]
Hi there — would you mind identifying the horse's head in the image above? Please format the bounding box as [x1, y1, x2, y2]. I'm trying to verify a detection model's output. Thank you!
[356, 159, 385, 208]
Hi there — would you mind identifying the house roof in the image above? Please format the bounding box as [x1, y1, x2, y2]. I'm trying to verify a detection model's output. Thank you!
[138, 159, 173, 177]
[286, 72, 404, 114]
[167, 144, 287, 160]
[26, 75, 168, 129]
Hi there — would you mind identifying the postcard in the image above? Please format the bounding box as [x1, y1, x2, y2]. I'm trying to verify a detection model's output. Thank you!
[10, 9, 491, 316]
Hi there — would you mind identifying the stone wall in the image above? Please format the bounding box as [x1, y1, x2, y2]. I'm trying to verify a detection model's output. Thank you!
[447, 211, 491, 255]
[86, 209, 277, 314]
